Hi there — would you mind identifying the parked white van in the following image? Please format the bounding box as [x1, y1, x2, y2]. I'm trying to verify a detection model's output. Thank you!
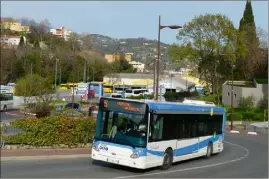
[125, 89, 150, 97]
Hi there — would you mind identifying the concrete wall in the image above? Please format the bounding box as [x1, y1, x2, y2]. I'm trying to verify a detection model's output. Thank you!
[222, 80, 268, 107]
[222, 85, 243, 107]
[103, 77, 153, 86]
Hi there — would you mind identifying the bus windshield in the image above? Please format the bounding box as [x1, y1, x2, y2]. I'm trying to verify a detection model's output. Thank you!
[95, 98, 148, 147]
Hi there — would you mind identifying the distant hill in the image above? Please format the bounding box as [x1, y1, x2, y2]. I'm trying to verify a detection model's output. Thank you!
[80, 34, 172, 65]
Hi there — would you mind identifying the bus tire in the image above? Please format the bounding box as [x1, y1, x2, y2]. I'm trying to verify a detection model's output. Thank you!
[160, 148, 173, 170]
[205, 142, 213, 158]
[3, 105, 7, 112]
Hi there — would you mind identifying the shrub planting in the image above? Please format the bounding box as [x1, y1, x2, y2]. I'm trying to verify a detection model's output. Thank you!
[2, 116, 96, 147]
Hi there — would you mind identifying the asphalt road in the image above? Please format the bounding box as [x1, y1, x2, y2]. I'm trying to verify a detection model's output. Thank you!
[0, 109, 25, 122]
[1, 134, 268, 178]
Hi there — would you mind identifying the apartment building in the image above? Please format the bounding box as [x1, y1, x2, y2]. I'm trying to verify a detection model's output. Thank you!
[128, 61, 145, 72]
[50, 26, 71, 41]
[0, 18, 30, 32]
[0, 35, 26, 48]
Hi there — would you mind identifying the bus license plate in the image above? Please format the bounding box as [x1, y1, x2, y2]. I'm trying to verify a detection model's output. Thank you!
[107, 158, 119, 164]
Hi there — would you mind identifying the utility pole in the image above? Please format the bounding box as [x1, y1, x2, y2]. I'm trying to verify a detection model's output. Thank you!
[155, 15, 161, 101]
[83, 61, 87, 83]
[153, 58, 156, 98]
[71, 40, 76, 119]
[55, 58, 58, 89]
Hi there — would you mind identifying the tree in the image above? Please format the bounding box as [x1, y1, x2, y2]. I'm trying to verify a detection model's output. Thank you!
[15, 74, 55, 105]
[172, 13, 238, 94]
[18, 36, 25, 48]
[236, 0, 261, 80]
[111, 54, 136, 73]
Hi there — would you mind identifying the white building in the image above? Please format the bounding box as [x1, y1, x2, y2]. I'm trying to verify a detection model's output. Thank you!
[128, 61, 145, 73]
[0, 35, 26, 48]
[50, 26, 72, 41]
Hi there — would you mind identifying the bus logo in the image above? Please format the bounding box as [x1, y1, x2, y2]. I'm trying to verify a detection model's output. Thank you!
[99, 144, 108, 151]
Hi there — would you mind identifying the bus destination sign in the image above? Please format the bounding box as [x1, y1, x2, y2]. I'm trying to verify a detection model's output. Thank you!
[101, 98, 146, 114]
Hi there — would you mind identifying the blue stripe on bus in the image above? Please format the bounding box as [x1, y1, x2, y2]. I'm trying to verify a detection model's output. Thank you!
[93, 134, 221, 157]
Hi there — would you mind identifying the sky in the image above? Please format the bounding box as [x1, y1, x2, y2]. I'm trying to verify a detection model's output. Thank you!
[1, 1, 268, 44]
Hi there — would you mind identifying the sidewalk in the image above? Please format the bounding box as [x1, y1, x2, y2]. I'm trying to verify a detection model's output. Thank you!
[1, 147, 91, 161]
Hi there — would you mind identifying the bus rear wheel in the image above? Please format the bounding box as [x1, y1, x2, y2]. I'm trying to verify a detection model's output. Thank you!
[160, 149, 173, 170]
[205, 143, 213, 158]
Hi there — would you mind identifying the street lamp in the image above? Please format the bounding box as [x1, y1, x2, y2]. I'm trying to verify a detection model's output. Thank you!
[154, 15, 182, 100]
[55, 58, 59, 89]
[220, 53, 235, 130]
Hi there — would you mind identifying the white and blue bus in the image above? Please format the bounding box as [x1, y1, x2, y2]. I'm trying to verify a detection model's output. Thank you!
[91, 97, 226, 170]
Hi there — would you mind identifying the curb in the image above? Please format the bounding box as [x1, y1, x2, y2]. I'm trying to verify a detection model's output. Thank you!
[1, 154, 90, 162]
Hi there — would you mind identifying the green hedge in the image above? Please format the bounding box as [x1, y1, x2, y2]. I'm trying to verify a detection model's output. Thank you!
[2, 116, 96, 147]
[199, 94, 222, 105]
[164, 91, 199, 102]
[226, 107, 267, 121]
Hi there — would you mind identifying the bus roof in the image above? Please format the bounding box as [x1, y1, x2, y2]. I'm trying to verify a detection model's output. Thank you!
[146, 101, 225, 113]
[100, 97, 225, 113]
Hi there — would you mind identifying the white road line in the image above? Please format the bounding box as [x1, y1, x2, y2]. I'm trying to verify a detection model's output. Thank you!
[113, 141, 250, 179]
[5, 112, 24, 117]
[230, 130, 240, 133]
[247, 132, 258, 135]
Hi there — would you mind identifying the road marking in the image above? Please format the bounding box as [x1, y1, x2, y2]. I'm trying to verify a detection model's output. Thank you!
[247, 132, 258, 135]
[113, 141, 250, 179]
[230, 130, 240, 133]
[5, 112, 24, 117]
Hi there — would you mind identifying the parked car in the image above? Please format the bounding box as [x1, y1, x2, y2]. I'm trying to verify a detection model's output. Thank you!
[110, 93, 123, 98]
[65, 102, 81, 111]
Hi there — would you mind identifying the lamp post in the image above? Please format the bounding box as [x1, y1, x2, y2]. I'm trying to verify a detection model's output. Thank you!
[155, 15, 182, 100]
[220, 53, 235, 130]
[55, 58, 59, 89]
[230, 64, 236, 130]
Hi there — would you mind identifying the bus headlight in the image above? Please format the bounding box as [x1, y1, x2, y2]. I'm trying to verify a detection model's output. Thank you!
[92, 144, 99, 151]
[130, 152, 140, 159]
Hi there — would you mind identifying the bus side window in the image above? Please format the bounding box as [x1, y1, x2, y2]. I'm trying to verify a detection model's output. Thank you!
[149, 114, 163, 142]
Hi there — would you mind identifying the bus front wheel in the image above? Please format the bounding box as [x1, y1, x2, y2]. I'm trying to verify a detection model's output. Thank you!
[205, 143, 213, 158]
[160, 148, 173, 170]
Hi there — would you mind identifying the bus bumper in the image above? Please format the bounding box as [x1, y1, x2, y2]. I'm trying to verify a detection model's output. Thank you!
[91, 150, 147, 169]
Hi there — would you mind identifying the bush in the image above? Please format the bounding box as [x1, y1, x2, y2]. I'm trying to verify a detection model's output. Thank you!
[127, 94, 154, 100]
[30, 103, 53, 118]
[163, 91, 199, 102]
[226, 107, 267, 122]
[238, 95, 256, 108]
[258, 95, 268, 109]
[2, 116, 96, 147]
[227, 112, 243, 121]
[199, 94, 222, 105]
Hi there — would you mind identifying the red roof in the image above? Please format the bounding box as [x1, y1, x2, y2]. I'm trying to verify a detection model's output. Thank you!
[1, 35, 21, 39]
[0, 18, 18, 23]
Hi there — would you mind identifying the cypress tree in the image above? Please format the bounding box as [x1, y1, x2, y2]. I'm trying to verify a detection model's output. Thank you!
[236, 0, 260, 80]
[18, 36, 25, 48]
